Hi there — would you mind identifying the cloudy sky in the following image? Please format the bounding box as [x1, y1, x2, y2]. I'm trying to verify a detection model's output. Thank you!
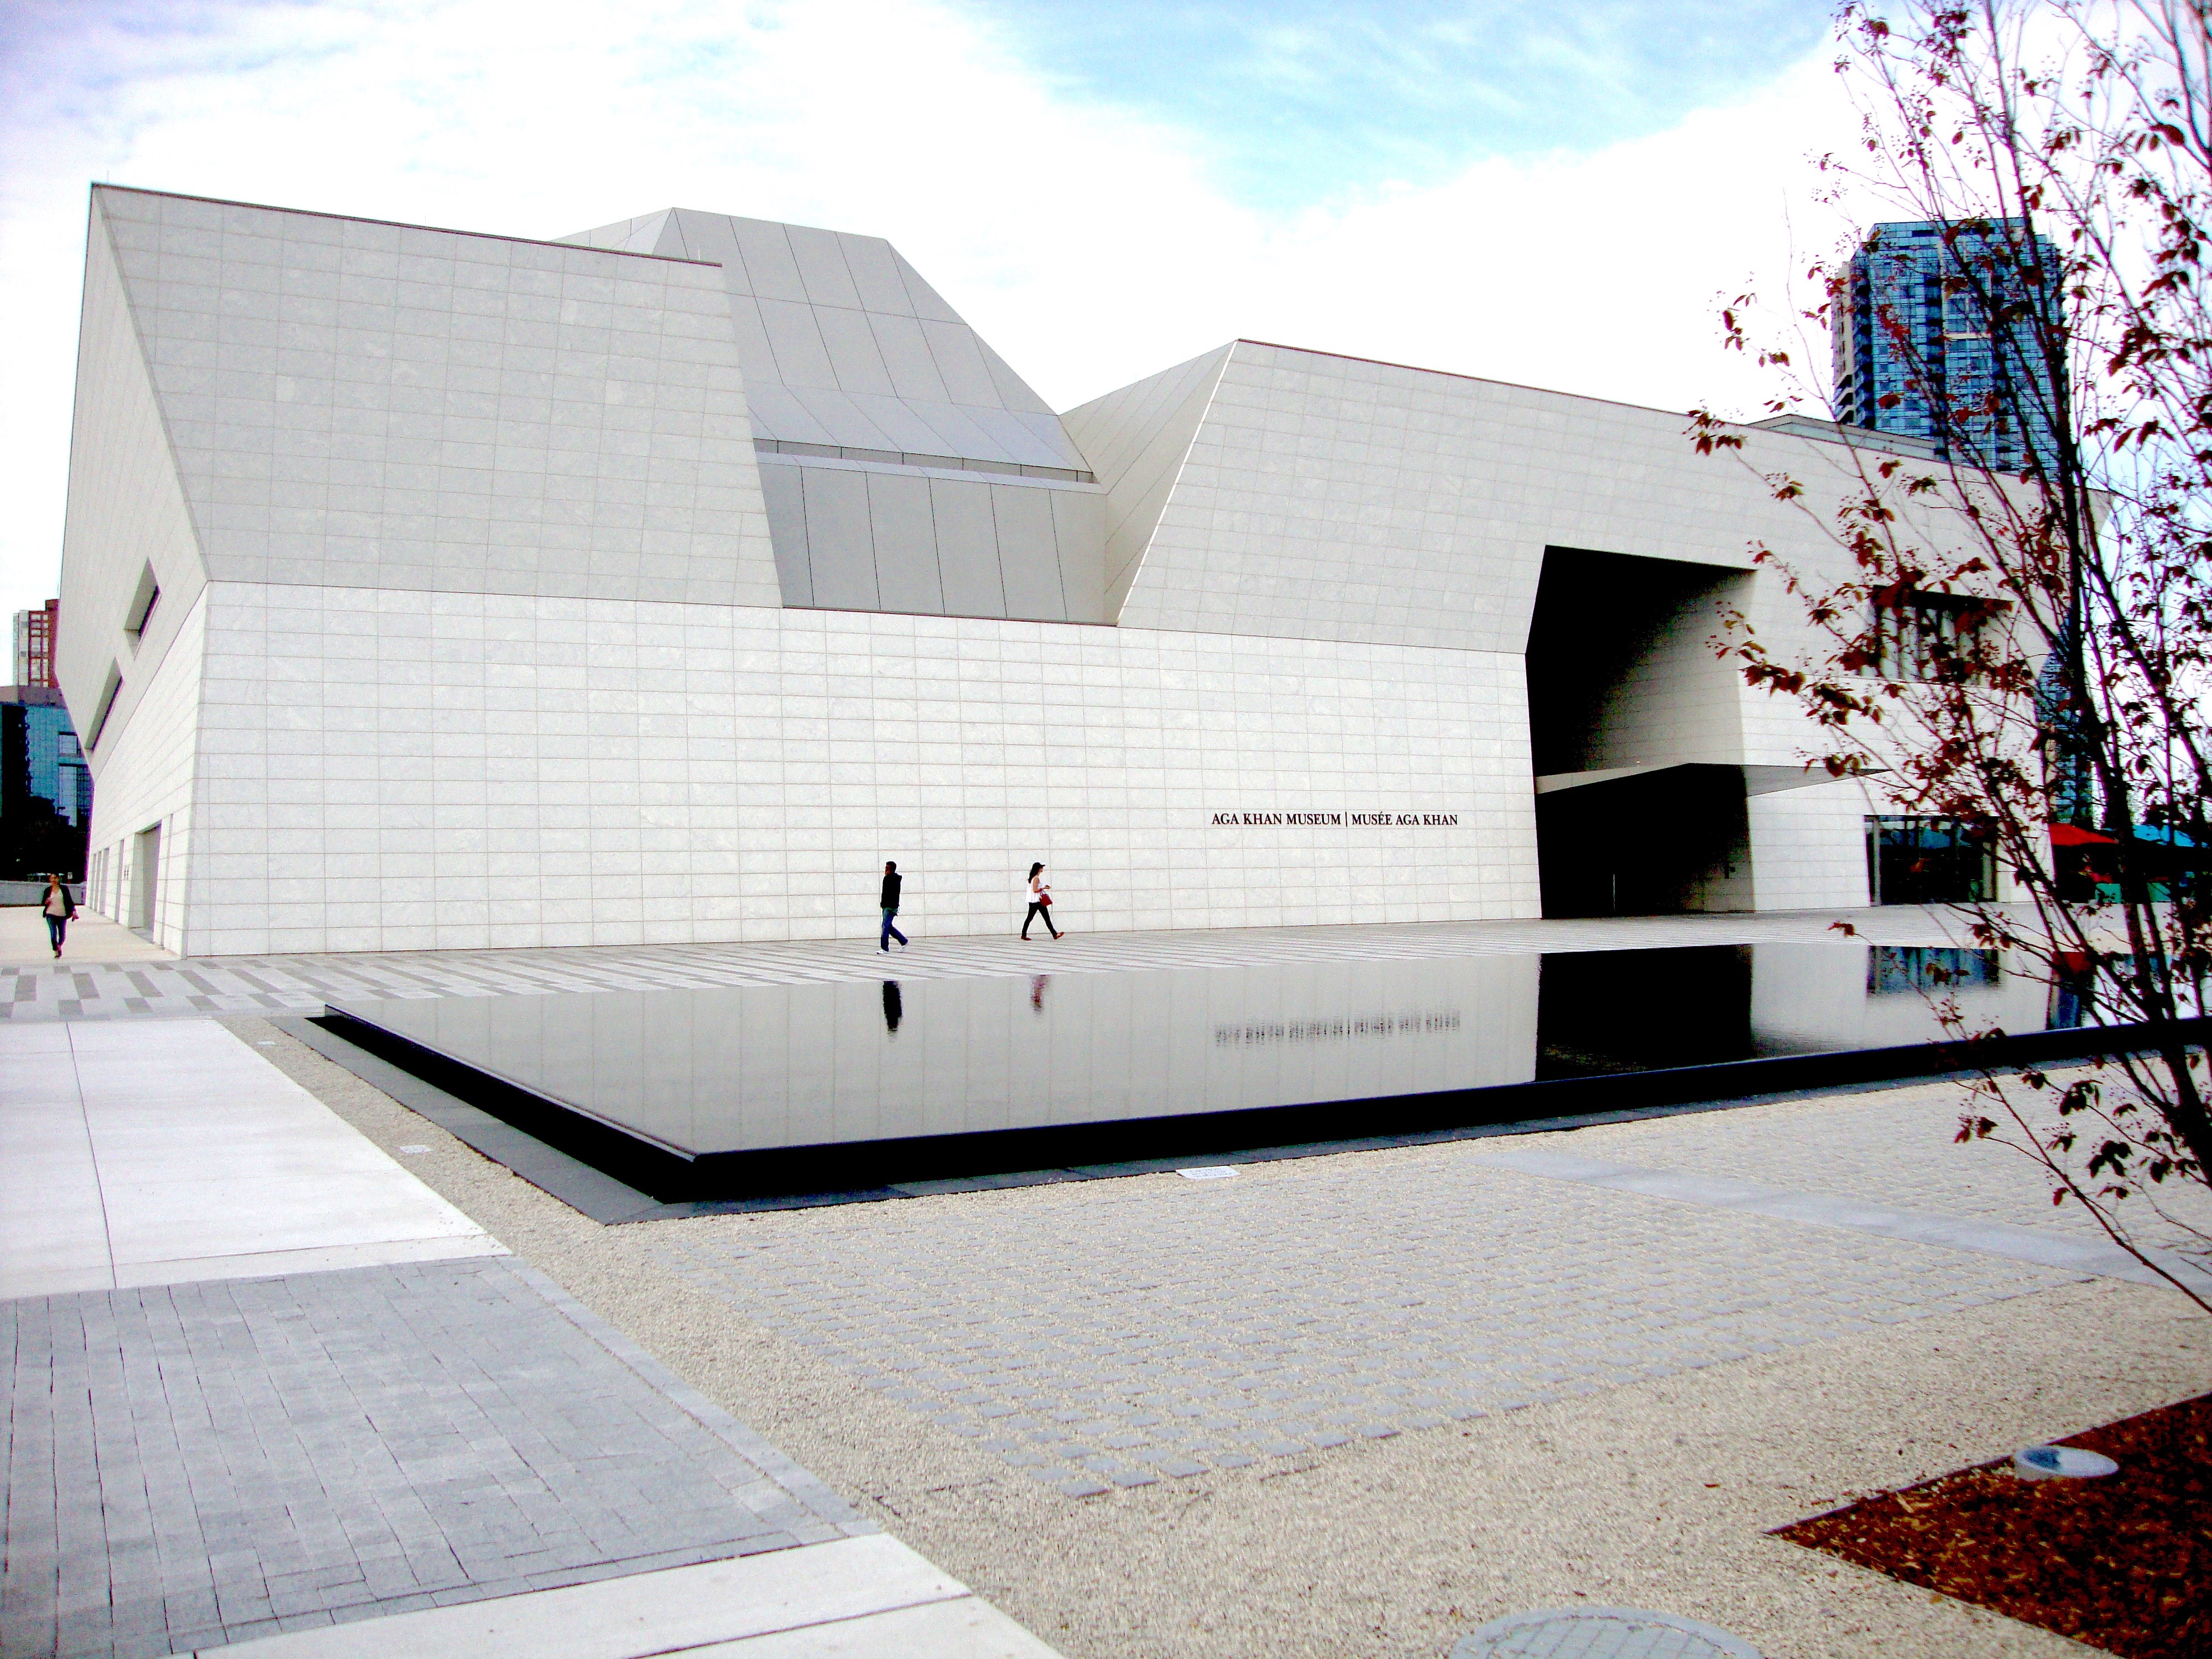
[0, 0, 1860, 621]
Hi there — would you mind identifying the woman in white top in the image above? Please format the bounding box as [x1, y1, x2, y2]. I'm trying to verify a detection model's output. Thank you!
[1022, 861, 1062, 940]
[43, 873, 77, 958]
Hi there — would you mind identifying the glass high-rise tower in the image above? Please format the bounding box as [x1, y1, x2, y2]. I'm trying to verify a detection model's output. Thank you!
[1832, 218, 2063, 476]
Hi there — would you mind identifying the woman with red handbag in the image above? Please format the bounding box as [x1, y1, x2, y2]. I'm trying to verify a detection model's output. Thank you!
[1022, 860, 1062, 941]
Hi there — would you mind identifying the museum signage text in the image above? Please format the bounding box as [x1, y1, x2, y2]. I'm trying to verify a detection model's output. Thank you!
[1209, 811, 1460, 827]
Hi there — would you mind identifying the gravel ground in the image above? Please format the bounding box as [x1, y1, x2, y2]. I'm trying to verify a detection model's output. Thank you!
[230, 1016, 2209, 1659]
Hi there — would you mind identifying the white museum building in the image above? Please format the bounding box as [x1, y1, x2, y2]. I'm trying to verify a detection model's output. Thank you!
[55, 186, 1958, 957]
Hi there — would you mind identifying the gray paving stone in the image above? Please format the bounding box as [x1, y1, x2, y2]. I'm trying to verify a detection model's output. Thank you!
[654, 1140, 2078, 1500]
[0, 1259, 857, 1659]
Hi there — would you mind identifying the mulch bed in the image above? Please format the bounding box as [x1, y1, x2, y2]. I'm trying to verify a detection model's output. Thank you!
[1773, 1392, 2210, 1657]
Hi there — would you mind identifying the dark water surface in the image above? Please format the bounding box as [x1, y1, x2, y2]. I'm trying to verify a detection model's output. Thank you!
[324, 943, 2079, 1194]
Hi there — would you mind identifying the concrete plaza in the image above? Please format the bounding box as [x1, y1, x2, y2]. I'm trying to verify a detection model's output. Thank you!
[3, 907, 2206, 1658]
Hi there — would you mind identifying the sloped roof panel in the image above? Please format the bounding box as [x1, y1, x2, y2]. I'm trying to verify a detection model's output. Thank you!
[843, 392, 970, 456]
[889, 250, 963, 325]
[783, 386, 899, 450]
[977, 337, 1053, 416]
[785, 222, 865, 310]
[659, 208, 720, 263]
[563, 208, 1076, 443]
[917, 319, 1000, 406]
[742, 383, 837, 445]
[557, 205, 1103, 620]
[721, 292, 780, 383]
[839, 233, 915, 316]
[727, 217, 807, 302]
[562, 210, 675, 253]
[899, 401, 1009, 463]
[753, 298, 838, 390]
[1009, 410, 1092, 471]
[867, 312, 953, 404]
[813, 304, 897, 397]
[1061, 343, 1233, 619]
[964, 406, 1082, 469]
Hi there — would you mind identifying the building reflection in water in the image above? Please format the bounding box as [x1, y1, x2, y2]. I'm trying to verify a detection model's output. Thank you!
[331, 945, 2094, 1161]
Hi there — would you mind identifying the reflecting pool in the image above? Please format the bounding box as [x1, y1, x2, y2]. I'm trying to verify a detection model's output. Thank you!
[326, 942, 2078, 1183]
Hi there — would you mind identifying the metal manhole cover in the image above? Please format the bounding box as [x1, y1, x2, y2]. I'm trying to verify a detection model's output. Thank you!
[1452, 1606, 1762, 1658]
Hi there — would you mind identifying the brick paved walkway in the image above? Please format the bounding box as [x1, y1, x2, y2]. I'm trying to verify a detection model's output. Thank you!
[1, 1259, 867, 1659]
[1562, 1081, 2212, 1257]
[653, 1098, 2080, 1499]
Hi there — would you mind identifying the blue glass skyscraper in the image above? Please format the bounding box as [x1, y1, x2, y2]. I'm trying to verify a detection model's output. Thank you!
[1832, 218, 2063, 476]
[1, 688, 91, 878]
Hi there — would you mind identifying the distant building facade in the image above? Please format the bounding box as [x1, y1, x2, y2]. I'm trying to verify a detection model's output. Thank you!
[4, 598, 90, 877]
[1, 686, 91, 879]
[56, 186, 2013, 954]
[14, 598, 59, 688]
[1832, 218, 2063, 475]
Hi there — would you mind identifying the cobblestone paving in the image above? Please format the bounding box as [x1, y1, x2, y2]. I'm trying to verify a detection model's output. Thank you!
[1599, 1083, 2212, 1260]
[1, 909, 1983, 1023]
[654, 1146, 2079, 1499]
[1, 1259, 862, 1659]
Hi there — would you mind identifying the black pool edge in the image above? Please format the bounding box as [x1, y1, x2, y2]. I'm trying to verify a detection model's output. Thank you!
[297, 1006, 2212, 1222]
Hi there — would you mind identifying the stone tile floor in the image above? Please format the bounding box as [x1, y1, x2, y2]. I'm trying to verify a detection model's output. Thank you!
[0, 907, 1990, 1025]
[1593, 1081, 2212, 1257]
[0, 1258, 867, 1659]
[1, 909, 2174, 1657]
[0, 914, 170, 971]
[651, 1093, 2083, 1499]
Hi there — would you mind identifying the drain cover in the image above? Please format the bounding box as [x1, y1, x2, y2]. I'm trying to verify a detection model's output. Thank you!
[2014, 1444, 2119, 1480]
[1452, 1607, 1762, 1658]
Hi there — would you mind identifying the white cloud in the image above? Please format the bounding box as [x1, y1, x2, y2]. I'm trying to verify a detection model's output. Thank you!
[0, 0, 1862, 618]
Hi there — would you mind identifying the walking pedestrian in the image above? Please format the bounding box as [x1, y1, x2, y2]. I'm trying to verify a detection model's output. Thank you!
[1021, 860, 1062, 940]
[43, 873, 76, 959]
[879, 860, 908, 952]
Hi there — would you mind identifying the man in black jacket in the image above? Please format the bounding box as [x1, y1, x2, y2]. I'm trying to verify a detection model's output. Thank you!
[879, 862, 907, 952]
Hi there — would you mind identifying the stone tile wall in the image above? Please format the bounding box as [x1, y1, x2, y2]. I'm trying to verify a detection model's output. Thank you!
[142, 585, 1535, 955]
[88, 187, 782, 611]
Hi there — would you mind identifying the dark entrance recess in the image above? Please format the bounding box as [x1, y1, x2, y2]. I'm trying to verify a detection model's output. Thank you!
[1535, 766, 1750, 919]
[1524, 546, 1754, 917]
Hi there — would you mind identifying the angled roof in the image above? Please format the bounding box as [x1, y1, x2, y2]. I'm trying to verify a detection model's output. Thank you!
[562, 209, 1087, 473]
[77, 186, 780, 611]
[1059, 345, 1230, 619]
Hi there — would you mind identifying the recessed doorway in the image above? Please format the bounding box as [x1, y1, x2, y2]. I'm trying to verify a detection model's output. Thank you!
[132, 825, 161, 935]
[1524, 547, 1754, 916]
[1535, 766, 1751, 917]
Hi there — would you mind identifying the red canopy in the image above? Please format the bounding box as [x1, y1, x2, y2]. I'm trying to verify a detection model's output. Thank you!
[2049, 823, 2119, 846]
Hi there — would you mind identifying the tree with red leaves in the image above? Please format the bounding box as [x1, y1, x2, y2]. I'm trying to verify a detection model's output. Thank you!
[1693, 0, 2212, 1310]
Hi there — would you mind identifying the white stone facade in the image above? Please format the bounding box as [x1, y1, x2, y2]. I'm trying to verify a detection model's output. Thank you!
[60, 186, 1927, 956]
[165, 587, 1525, 954]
